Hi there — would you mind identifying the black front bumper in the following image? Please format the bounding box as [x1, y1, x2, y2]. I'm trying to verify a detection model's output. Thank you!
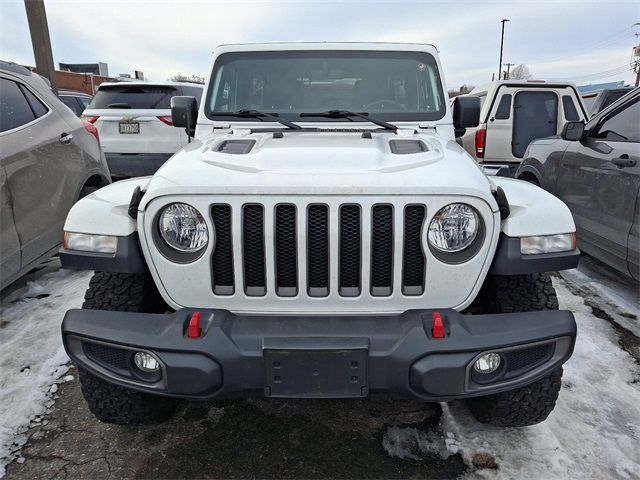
[62, 308, 576, 401]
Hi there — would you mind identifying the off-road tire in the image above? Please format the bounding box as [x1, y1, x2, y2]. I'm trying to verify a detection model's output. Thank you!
[78, 272, 179, 425]
[475, 272, 559, 313]
[466, 367, 563, 427]
[78, 367, 178, 425]
[465, 273, 562, 427]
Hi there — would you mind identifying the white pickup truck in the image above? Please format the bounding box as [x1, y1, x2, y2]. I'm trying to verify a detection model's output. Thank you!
[60, 43, 580, 428]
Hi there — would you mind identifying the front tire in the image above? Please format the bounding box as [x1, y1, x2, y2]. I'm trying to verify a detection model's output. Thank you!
[78, 272, 179, 425]
[465, 273, 563, 427]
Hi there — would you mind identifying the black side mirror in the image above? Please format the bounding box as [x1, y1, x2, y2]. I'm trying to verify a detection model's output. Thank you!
[171, 96, 198, 140]
[452, 96, 481, 138]
[561, 121, 585, 141]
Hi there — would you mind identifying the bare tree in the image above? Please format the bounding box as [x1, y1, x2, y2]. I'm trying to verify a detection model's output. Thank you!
[509, 64, 532, 80]
[167, 74, 205, 84]
[448, 84, 475, 98]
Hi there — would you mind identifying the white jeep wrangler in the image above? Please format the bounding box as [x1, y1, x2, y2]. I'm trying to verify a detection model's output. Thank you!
[60, 43, 579, 428]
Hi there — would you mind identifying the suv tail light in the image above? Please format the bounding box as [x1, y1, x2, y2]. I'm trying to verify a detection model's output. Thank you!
[475, 128, 486, 159]
[81, 115, 99, 124]
[157, 115, 173, 126]
[83, 120, 100, 143]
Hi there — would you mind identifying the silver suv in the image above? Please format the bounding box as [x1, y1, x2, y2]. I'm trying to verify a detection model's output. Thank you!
[0, 61, 110, 290]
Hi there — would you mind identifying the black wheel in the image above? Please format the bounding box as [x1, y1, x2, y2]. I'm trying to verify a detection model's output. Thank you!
[465, 273, 562, 427]
[474, 272, 559, 314]
[466, 367, 563, 427]
[79, 272, 179, 425]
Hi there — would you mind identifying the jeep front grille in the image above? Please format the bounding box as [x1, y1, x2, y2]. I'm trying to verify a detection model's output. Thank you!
[210, 201, 427, 298]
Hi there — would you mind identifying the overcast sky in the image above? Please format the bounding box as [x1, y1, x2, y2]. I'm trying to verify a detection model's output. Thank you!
[1, 0, 638, 89]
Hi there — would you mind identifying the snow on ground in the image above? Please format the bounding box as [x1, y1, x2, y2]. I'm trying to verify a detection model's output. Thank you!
[384, 275, 640, 479]
[0, 269, 91, 476]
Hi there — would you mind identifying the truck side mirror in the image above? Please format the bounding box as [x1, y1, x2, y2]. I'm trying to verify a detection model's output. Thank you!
[561, 121, 585, 141]
[171, 96, 198, 140]
[452, 96, 481, 138]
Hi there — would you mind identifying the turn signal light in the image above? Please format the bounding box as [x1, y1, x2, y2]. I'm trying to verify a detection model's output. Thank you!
[475, 128, 486, 158]
[157, 115, 173, 126]
[81, 115, 99, 124]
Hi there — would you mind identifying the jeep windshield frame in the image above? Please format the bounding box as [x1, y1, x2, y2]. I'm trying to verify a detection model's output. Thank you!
[204, 50, 447, 124]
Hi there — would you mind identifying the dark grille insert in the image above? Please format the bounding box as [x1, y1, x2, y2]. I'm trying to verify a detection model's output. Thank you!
[243, 204, 266, 296]
[275, 204, 298, 297]
[307, 204, 329, 297]
[371, 205, 393, 296]
[84, 342, 129, 372]
[211, 205, 234, 295]
[402, 205, 426, 296]
[505, 343, 554, 374]
[339, 205, 361, 297]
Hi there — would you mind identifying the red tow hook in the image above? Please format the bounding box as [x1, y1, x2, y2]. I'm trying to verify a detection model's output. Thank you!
[188, 311, 202, 339]
[431, 312, 446, 339]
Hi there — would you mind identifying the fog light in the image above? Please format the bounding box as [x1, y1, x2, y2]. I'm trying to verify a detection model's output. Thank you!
[474, 353, 501, 374]
[134, 352, 160, 372]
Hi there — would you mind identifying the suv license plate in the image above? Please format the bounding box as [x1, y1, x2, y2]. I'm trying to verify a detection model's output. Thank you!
[264, 349, 368, 398]
[118, 122, 139, 134]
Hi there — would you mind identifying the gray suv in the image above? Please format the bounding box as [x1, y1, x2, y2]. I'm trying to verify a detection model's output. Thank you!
[0, 61, 111, 290]
[517, 87, 639, 280]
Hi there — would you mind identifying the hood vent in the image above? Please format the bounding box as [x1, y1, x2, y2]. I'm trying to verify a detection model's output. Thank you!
[216, 140, 256, 154]
[389, 140, 428, 155]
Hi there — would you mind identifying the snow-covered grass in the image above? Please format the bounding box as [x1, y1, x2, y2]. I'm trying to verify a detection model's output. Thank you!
[383, 276, 640, 479]
[0, 269, 91, 476]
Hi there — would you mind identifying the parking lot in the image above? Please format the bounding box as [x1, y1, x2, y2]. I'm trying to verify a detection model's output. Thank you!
[1, 257, 638, 479]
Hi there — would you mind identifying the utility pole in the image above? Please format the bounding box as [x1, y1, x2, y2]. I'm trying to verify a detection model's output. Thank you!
[498, 19, 510, 80]
[634, 23, 640, 87]
[504, 62, 515, 80]
[24, 0, 57, 94]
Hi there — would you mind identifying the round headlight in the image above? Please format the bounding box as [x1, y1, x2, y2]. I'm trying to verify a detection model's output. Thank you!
[159, 203, 209, 252]
[427, 203, 479, 252]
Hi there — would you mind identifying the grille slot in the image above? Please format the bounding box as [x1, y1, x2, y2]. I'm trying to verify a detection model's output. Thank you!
[402, 205, 426, 296]
[339, 205, 362, 297]
[242, 204, 266, 296]
[371, 205, 393, 296]
[307, 204, 329, 297]
[275, 204, 298, 297]
[211, 205, 234, 295]
[84, 342, 129, 371]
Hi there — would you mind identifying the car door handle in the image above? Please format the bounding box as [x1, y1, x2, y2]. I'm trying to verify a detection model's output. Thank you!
[59, 133, 73, 144]
[612, 155, 636, 168]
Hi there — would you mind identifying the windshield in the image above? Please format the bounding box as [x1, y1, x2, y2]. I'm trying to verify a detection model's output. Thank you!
[88, 85, 177, 109]
[205, 50, 446, 122]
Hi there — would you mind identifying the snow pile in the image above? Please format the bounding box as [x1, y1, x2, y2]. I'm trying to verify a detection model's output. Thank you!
[382, 426, 455, 460]
[0, 269, 91, 475]
[439, 277, 640, 479]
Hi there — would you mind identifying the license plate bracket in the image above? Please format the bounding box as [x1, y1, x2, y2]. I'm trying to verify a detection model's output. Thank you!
[264, 349, 368, 398]
[118, 122, 139, 134]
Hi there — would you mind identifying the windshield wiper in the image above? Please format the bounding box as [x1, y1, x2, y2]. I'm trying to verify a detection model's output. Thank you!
[211, 109, 301, 130]
[107, 103, 130, 109]
[300, 110, 397, 131]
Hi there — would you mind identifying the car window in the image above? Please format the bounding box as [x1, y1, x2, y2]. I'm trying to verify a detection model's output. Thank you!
[494, 94, 511, 119]
[19, 85, 49, 118]
[88, 85, 178, 109]
[60, 95, 82, 115]
[181, 85, 204, 107]
[0, 77, 36, 132]
[600, 90, 630, 111]
[78, 96, 91, 108]
[562, 95, 580, 121]
[595, 98, 639, 143]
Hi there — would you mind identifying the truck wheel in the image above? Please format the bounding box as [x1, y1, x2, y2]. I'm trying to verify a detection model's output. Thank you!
[465, 367, 563, 427]
[78, 272, 179, 425]
[475, 272, 559, 313]
[465, 273, 562, 426]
